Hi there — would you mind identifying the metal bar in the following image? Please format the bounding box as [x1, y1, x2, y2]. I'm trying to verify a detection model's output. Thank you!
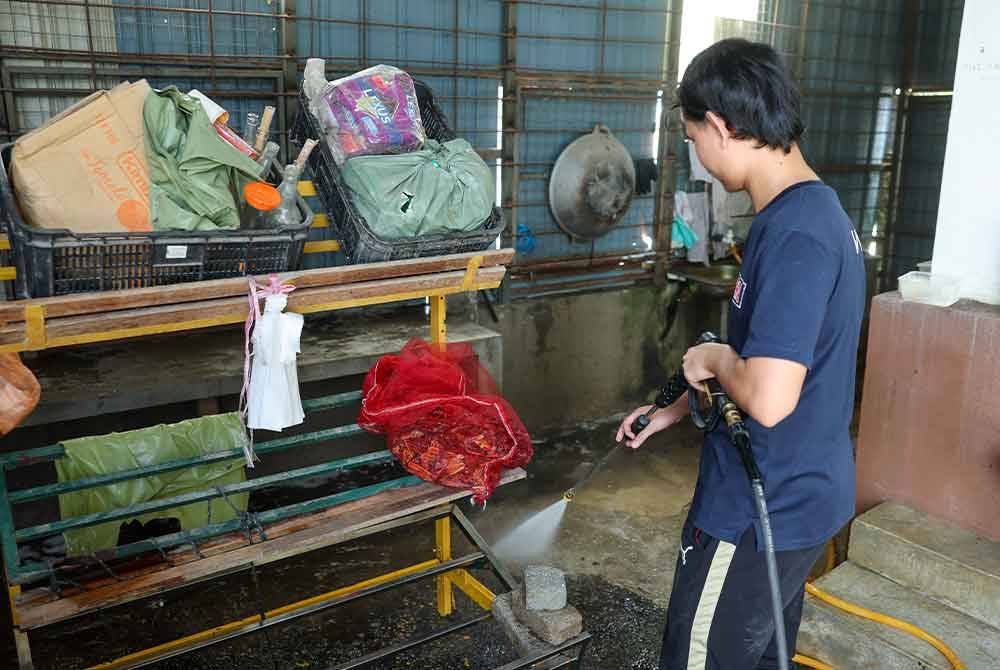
[493, 633, 592, 670]
[0, 87, 288, 99]
[0, 421, 365, 471]
[301, 391, 363, 412]
[598, 0, 608, 74]
[14, 475, 425, 585]
[0, 474, 23, 591]
[511, 252, 661, 274]
[14, 454, 403, 543]
[450, 505, 517, 591]
[280, 0, 298, 161]
[510, 273, 652, 296]
[436, 517, 454, 616]
[326, 614, 492, 670]
[505, 0, 678, 16]
[448, 568, 497, 611]
[819, 3, 849, 164]
[14, 0, 284, 21]
[453, 0, 460, 126]
[507, 197, 652, 209]
[206, 0, 216, 101]
[360, 0, 368, 68]
[500, 0, 519, 303]
[884, 0, 920, 290]
[122, 553, 487, 668]
[7, 430, 375, 505]
[795, 1, 811, 82]
[88, 554, 446, 670]
[654, 0, 683, 283]
[82, 0, 98, 94]
[0, 67, 17, 139]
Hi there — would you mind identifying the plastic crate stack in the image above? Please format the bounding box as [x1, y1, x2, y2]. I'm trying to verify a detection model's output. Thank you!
[0, 145, 313, 298]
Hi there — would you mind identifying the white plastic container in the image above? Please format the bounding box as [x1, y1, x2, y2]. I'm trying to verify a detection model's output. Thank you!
[898, 271, 960, 307]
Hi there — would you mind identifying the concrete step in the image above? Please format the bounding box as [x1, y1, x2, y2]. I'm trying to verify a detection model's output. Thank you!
[797, 562, 1000, 670]
[850, 502, 1000, 629]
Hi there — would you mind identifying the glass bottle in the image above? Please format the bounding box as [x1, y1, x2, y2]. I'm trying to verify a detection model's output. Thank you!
[264, 164, 304, 229]
[242, 181, 281, 229]
[256, 142, 281, 179]
[263, 140, 317, 229]
[242, 111, 260, 145]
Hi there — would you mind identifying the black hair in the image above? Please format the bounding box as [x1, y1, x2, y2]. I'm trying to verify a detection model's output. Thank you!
[677, 38, 804, 153]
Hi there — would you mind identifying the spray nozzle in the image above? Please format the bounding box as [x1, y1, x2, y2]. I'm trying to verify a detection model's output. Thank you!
[562, 489, 576, 502]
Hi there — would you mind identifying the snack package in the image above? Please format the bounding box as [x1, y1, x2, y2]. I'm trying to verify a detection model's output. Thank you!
[314, 65, 425, 164]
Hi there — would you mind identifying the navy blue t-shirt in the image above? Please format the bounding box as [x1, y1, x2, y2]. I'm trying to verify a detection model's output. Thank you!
[689, 180, 865, 551]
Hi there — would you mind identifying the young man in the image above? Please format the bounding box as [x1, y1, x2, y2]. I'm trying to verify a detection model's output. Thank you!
[617, 39, 865, 669]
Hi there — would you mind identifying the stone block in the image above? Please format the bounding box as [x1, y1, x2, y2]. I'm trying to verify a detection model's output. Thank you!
[523, 565, 567, 611]
[513, 589, 583, 646]
[492, 591, 551, 658]
[850, 502, 1000, 630]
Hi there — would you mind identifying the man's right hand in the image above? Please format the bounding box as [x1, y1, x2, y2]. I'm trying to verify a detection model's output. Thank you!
[616, 403, 683, 450]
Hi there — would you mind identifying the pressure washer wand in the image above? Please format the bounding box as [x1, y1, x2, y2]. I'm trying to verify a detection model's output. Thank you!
[563, 370, 688, 502]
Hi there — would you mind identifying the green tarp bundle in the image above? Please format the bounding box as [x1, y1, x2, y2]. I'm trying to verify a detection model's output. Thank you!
[56, 413, 249, 557]
[340, 138, 494, 240]
[143, 87, 263, 231]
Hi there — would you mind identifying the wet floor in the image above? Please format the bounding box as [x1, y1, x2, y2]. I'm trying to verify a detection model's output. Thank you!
[0, 417, 703, 669]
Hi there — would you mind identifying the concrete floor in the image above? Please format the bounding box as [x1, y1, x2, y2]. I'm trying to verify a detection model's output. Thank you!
[470, 417, 703, 605]
[0, 416, 704, 669]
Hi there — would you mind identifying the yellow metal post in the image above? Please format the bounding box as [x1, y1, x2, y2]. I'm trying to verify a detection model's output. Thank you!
[449, 568, 496, 611]
[8, 584, 32, 669]
[24, 305, 46, 351]
[429, 294, 447, 349]
[435, 517, 454, 616]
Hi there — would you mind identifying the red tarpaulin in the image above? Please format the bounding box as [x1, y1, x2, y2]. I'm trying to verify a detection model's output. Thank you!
[359, 339, 532, 503]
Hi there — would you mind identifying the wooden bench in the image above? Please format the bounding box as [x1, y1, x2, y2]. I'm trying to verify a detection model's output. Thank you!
[0, 250, 592, 670]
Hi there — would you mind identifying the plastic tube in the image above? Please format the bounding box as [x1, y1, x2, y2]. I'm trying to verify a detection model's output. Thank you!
[804, 582, 966, 670]
[792, 653, 834, 670]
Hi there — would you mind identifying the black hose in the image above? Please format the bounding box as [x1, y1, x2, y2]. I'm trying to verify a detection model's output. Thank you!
[566, 330, 791, 670]
[752, 478, 789, 670]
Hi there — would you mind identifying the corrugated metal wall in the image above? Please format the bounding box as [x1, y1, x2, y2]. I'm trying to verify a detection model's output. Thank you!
[0, 0, 683, 294]
[0, 0, 965, 296]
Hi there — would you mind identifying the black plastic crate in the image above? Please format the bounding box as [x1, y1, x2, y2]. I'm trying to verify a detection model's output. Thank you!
[290, 82, 505, 264]
[0, 144, 313, 298]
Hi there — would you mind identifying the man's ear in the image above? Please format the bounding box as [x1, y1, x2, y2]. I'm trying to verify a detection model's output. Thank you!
[705, 111, 730, 149]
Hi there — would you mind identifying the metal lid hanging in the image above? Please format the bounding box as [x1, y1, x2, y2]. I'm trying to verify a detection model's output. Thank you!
[548, 124, 636, 240]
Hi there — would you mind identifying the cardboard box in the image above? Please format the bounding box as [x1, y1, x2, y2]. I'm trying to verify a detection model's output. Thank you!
[11, 79, 152, 234]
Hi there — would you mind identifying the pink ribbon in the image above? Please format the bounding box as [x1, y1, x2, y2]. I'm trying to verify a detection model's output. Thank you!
[239, 275, 296, 463]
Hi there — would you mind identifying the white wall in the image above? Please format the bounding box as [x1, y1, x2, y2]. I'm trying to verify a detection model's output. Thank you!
[931, 0, 1000, 304]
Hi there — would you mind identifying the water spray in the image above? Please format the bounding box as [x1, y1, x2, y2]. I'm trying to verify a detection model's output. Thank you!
[562, 332, 791, 670]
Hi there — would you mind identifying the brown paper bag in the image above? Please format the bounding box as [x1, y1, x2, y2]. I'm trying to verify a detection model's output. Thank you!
[10, 80, 152, 233]
[0, 353, 40, 435]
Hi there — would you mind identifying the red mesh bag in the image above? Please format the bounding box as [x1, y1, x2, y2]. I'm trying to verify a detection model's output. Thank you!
[359, 339, 532, 503]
